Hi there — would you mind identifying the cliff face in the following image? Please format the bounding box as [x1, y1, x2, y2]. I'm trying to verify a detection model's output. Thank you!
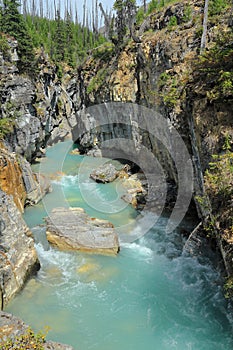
[0, 143, 51, 212]
[73, 1, 233, 281]
[0, 190, 40, 309]
[0, 36, 77, 161]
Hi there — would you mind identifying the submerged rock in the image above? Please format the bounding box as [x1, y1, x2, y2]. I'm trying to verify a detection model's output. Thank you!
[45, 207, 120, 255]
[90, 163, 119, 183]
[0, 311, 74, 349]
[0, 190, 40, 308]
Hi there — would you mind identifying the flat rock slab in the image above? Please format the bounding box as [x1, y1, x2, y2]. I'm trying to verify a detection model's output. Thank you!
[45, 207, 120, 255]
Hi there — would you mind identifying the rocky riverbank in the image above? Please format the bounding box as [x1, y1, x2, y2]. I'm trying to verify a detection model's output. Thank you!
[0, 311, 74, 349]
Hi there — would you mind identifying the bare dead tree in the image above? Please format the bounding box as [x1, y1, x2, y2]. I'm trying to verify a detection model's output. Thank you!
[142, 0, 146, 13]
[99, 2, 110, 38]
[75, 2, 78, 24]
[83, 0, 87, 45]
[95, 0, 99, 32]
[22, 0, 27, 17]
[39, 0, 43, 18]
[200, 0, 209, 53]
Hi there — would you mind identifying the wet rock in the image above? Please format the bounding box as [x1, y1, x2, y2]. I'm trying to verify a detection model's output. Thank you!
[45, 207, 120, 255]
[22, 159, 52, 205]
[86, 146, 102, 157]
[0, 311, 74, 350]
[90, 163, 119, 183]
[121, 173, 147, 208]
[0, 190, 40, 308]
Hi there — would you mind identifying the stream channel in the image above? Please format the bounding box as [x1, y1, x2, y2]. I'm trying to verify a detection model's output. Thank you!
[6, 140, 233, 350]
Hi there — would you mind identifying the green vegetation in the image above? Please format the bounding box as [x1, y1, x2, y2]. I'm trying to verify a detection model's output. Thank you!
[209, 0, 229, 16]
[25, 14, 106, 68]
[136, 7, 145, 25]
[92, 42, 115, 62]
[0, 0, 36, 76]
[87, 68, 107, 94]
[204, 149, 233, 210]
[158, 73, 180, 107]
[0, 33, 10, 59]
[194, 31, 233, 101]
[183, 5, 192, 22]
[224, 277, 233, 299]
[168, 15, 177, 29]
[0, 327, 48, 349]
[0, 101, 21, 139]
[0, 0, 106, 76]
[0, 117, 15, 139]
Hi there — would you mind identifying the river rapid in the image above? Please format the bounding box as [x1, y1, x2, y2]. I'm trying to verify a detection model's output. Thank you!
[6, 141, 233, 350]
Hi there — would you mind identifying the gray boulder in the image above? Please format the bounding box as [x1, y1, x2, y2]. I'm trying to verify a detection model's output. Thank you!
[90, 163, 119, 183]
[45, 207, 120, 255]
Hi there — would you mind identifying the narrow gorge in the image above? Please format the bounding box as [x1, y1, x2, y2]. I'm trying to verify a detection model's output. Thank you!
[0, 0, 232, 348]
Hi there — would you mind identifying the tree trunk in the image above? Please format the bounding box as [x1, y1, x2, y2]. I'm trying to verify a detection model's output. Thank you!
[200, 0, 209, 53]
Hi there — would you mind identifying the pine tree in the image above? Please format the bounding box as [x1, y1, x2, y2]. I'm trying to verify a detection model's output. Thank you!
[53, 8, 66, 62]
[0, 0, 36, 76]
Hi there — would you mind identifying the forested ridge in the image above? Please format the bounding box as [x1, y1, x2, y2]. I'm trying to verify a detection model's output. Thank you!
[0, 0, 106, 75]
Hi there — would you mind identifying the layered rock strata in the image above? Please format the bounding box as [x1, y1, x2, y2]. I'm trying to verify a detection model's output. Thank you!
[0, 190, 40, 308]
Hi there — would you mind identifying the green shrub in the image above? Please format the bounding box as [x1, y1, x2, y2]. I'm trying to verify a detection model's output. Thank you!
[147, 0, 158, 14]
[0, 118, 15, 139]
[87, 68, 107, 94]
[183, 5, 192, 22]
[0, 34, 10, 59]
[0, 327, 48, 349]
[136, 7, 145, 25]
[168, 15, 177, 29]
[224, 277, 233, 299]
[209, 0, 229, 16]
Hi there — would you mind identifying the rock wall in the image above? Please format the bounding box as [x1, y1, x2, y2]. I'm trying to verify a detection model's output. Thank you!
[72, 1, 233, 278]
[0, 143, 51, 212]
[0, 36, 77, 162]
[0, 190, 40, 308]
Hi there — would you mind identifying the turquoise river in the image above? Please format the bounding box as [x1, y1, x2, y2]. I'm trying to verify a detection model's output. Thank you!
[6, 141, 233, 350]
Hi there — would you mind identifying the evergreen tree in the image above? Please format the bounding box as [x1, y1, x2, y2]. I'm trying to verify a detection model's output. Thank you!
[65, 9, 75, 67]
[53, 9, 66, 62]
[0, 0, 36, 75]
[113, 0, 126, 44]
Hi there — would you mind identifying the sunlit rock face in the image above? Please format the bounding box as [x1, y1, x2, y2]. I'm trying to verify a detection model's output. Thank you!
[0, 144, 51, 212]
[0, 190, 40, 308]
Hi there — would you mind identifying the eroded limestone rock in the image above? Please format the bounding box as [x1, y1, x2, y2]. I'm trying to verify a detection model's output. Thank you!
[90, 163, 119, 183]
[0, 190, 40, 308]
[121, 173, 147, 208]
[45, 207, 120, 255]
